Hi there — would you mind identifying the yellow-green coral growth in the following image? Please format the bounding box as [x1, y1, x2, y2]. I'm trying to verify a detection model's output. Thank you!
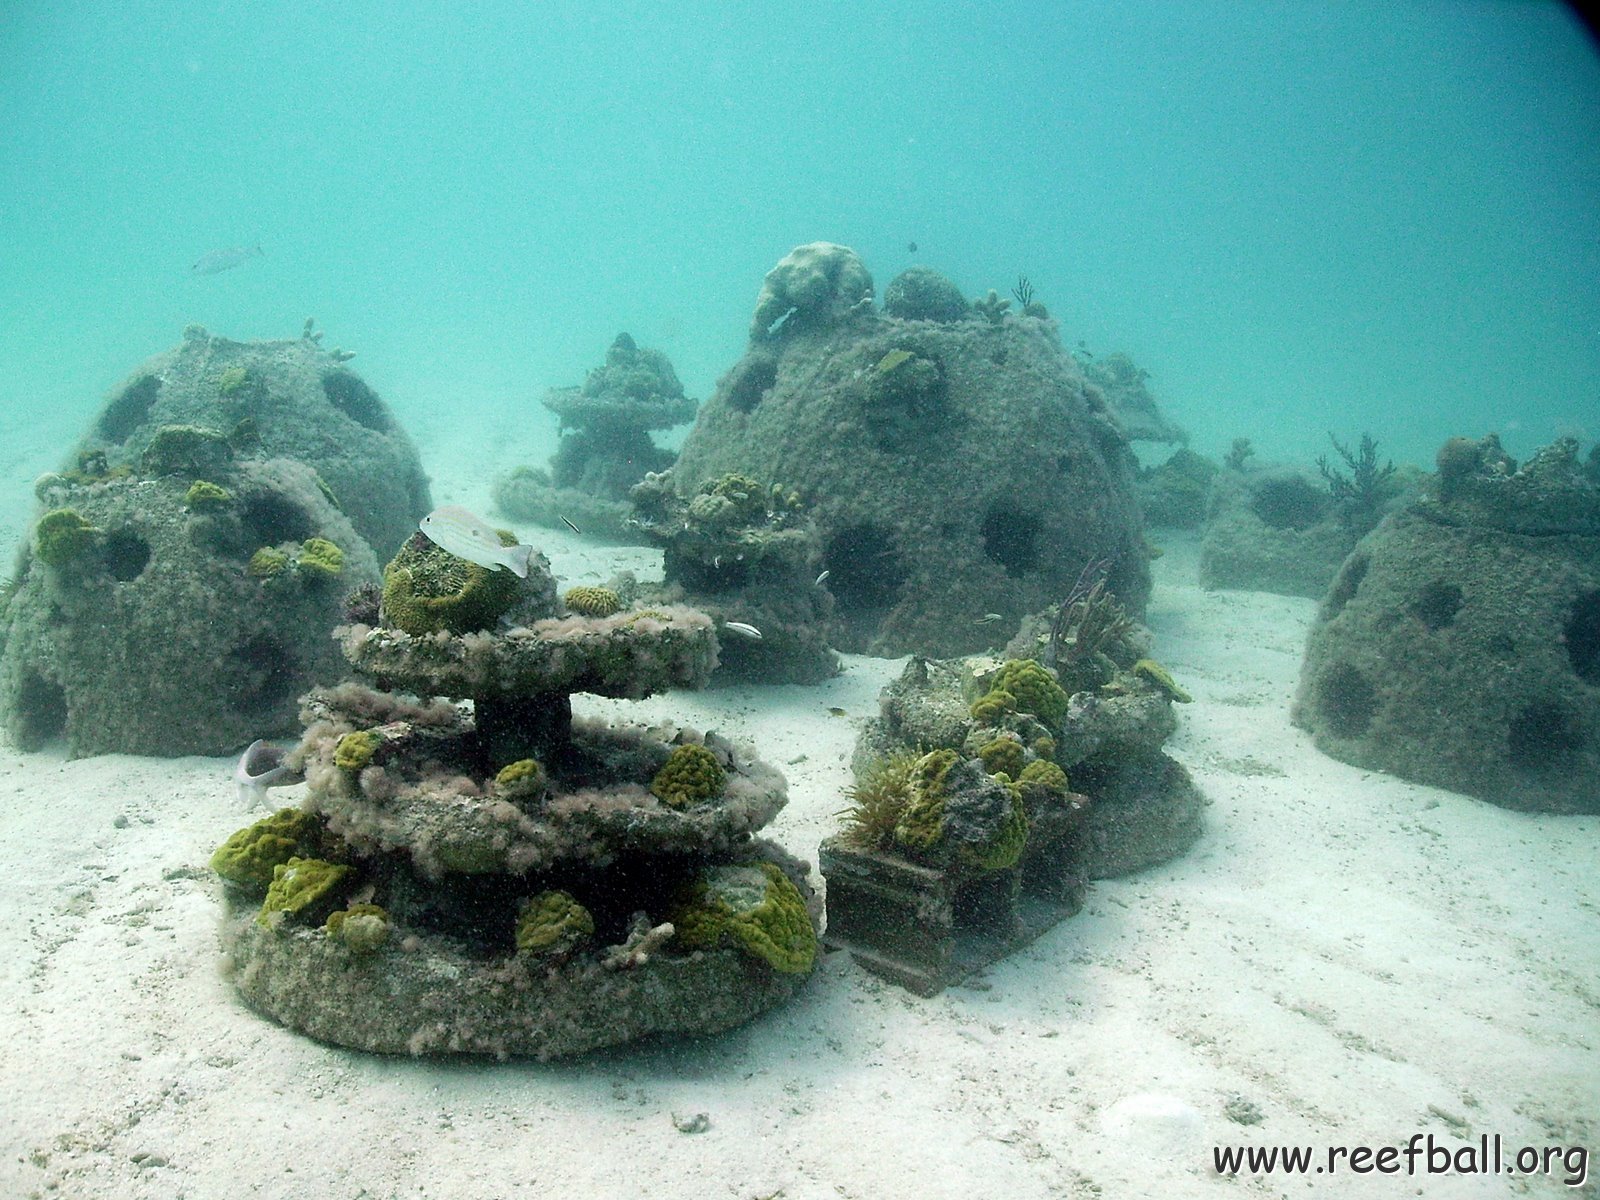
[563, 585, 622, 617]
[650, 744, 725, 809]
[34, 509, 98, 567]
[184, 480, 231, 509]
[671, 862, 816, 975]
[987, 659, 1069, 725]
[210, 808, 326, 889]
[334, 730, 381, 771]
[1133, 658, 1192, 703]
[258, 857, 352, 927]
[296, 537, 344, 578]
[515, 890, 594, 957]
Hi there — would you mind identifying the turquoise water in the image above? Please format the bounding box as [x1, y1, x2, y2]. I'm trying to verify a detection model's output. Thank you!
[2, 0, 1596, 479]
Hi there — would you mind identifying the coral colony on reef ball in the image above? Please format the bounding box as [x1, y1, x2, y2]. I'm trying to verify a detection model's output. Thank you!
[0, 322, 430, 756]
[671, 242, 1153, 659]
[211, 508, 820, 1058]
[1294, 435, 1600, 813]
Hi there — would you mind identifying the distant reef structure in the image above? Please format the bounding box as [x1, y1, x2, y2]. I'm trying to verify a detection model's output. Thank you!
[1199, 434, 1416, 599]
[1293, 435, 1600, 813]
[492, 333, 696, 543]
[212, 535, 818, 1059]
[0, 323, 431, 756]
[671, 242, 1155, 658]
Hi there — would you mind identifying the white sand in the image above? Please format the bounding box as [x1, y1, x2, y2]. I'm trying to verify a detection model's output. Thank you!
[2, 466, 1596, 1197]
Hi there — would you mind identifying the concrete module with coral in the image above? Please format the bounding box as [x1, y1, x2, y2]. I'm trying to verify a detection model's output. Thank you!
[670, 242, 1151, 659]
[1293, 435, 1600, 813]
[212, 528, 820, 1059]
[492, 332, 696, 543]
[0, 322, 428, 755]
[624, 469, 839, 684]
[822, 592, 1204, 992]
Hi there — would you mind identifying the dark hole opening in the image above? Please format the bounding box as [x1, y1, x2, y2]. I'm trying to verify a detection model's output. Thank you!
[1317, 663, 1376, 737]
[102, 529, 151, 581]
[1507, 702, 1583, 770]
[1323, 553, 1369, 620]
[322, 370, 391, 432]
[725, 355, 778, 414]
[981, 508, 1041, 575]
[97, 374, 160, 443]
[241, 491, 313, 546]
[225, 635, 300, 715]
[825, 525, 906, 614]
[1565, 590, 1600, 685]
[1250, 475, 1330, 531]
[1410, 580, 1464, 632]
[13, 670, 68, 748]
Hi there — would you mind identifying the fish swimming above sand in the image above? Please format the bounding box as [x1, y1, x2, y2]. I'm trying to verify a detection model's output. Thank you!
[191, 244, 263, 275]
[234, 739, 300, 807]
[419, 505, 535, 578]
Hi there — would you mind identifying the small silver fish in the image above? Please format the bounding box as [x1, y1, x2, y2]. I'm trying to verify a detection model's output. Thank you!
[234, 739, 300, 807]
[419, 505, 535, 577]
[815, 570, 830, 586]
[191, 244, 263, 275]
[722, 621, 763, 640]
[974, 613, 1004, 625]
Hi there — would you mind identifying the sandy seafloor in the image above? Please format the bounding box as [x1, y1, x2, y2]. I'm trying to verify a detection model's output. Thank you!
[1, 435, 1596, 1200]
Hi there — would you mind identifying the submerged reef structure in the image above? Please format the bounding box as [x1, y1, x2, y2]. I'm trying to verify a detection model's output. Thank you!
[1293, 435, 1600, 813]
[672, 243, 1150, 658]
[823, 635, 1203, 994]
[626, 470, 838, 683]
[0, 325, 428, 755]
[213, 538, 819, 1058]
[1199, 434, 1412, 599]
[1080, 351, 1187, 446]
[492, 333, 696, 542]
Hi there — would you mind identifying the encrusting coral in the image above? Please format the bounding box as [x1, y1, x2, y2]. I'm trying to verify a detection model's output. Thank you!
[211, 528, 819, 1059]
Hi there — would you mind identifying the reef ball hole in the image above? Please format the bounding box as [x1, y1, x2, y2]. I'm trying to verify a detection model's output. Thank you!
[225, 635, 299, 715]
[102, 528, 151, 581]
[97, 374, 160, 443]
[824, 525, 906, 613]
[725, 355, 778, 414]
[14, 670, 67, 748]
[1323, 553, 1370, 620]
[1316, 663, 1377, 737]
[322, 370, 391, 432]
[1249, 475, 1329, 531]
[240, 491, 313, 546]
[981, 508, 1041, 576]
[1409, 580, 1464, 632]
[1564, 590, 1600, 684]
[1507, 702, 1583, 770]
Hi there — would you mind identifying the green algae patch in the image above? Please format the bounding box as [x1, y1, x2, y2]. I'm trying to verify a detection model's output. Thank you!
[211, 808, 327, 890]
[987, 659, 1069, 725]
[1133, 658, 1192, 703]
[258, 857, 352, 927]
[515, 890, 594, 958]
[248, 546, 289, 578]
[34, 509, 99, 567]
[650, 744, 725, 809]
[334, 730, 380, 771]
[296, 537, 344, 579]
[325, 903, 391, 954]
[184, 479, 232, 510]
[671, 862, 816, 975]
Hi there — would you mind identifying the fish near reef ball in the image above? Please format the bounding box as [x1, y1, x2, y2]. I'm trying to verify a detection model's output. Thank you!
[419, 505, 535, 578]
